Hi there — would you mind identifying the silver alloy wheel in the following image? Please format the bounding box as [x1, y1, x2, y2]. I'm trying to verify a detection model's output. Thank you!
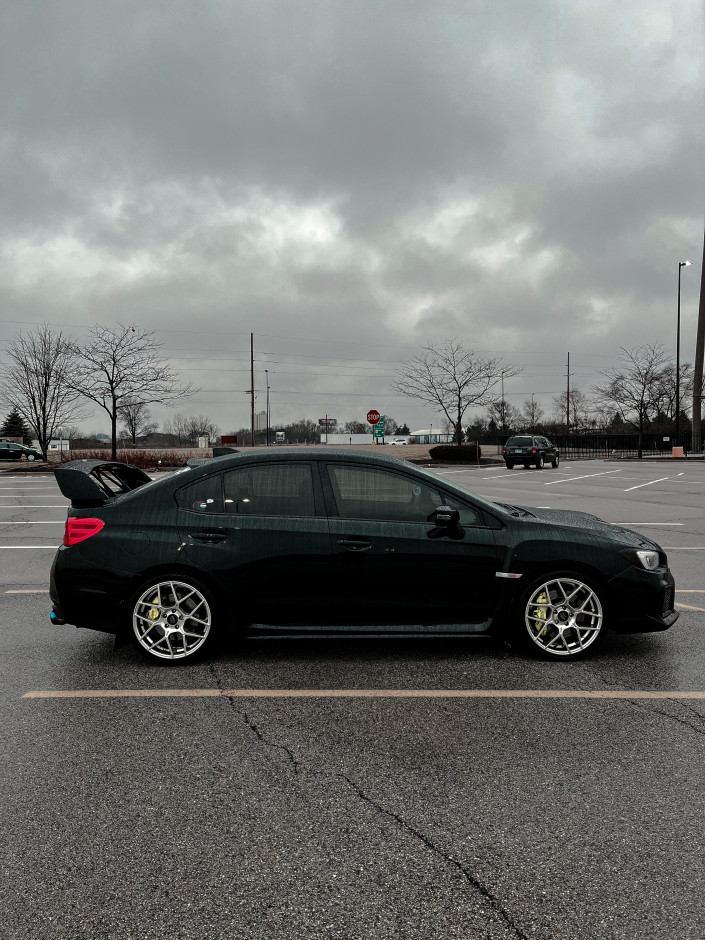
[27, 454, 36, 461]
[524, 576, 603, 656]
[537, 454, 544, 468]
[133, 580, 212, 661]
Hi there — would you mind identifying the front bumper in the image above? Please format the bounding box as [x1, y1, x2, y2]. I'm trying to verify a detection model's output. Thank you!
[608, 564, 678, 634]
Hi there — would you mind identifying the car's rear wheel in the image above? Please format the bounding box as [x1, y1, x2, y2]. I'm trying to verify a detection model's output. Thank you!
[27, 454, 36, 461]
[505, 461, 514, 469]
[536, 454, 545, 469]
[131, 578, 215, 664]
[519, 572, 606, 658]
[523, 463, 530, 469]
[551, 454, 559, 468]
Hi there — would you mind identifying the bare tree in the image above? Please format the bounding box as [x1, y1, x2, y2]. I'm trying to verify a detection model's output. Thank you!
[393, 340, 521, 444]
[485, 399, 521, 435]
[71, 324, 195, 459]
[521, 397, 544, 431]
[0, 324, 86, 459]
[119, 399, 158, 445]
[591, 345, 669, 458]
[551, 388, 594, 432]
[184, 415, 219, 442]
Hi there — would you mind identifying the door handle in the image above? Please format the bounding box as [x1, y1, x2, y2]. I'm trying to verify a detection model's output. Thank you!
[336, 538, 372, 552]
[190, 528, 228, 544]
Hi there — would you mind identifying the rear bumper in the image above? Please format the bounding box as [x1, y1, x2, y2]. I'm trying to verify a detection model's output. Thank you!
[50, 547, 130, 635]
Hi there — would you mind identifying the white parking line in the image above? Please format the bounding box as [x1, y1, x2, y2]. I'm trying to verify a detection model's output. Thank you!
[0, 521, 64, 524]
[611, 522, 683, 526]
[0, 505, 67, 508]
[0, 546, 59, 549]
[544, 470, 624, 486]
[624, 476, 672, 492]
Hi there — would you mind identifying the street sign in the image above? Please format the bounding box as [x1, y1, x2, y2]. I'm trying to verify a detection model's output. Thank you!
[318, 418, 337, 426]
[367, 410, 380, 425]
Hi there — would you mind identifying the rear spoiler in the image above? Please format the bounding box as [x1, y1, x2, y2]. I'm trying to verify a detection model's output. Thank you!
[54, 460, 152, 508]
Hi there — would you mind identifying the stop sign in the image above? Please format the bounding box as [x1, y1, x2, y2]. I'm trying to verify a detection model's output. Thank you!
[367, 410, 381, 425]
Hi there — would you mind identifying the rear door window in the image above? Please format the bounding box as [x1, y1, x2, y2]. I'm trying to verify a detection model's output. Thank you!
[223, 463, 316, 517]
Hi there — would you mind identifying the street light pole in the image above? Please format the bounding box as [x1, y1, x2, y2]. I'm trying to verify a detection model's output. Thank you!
[676, 261, 692, 447]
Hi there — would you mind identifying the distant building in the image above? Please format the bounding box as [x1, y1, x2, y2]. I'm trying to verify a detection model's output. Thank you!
[409, 428, 452, 444]
[254, 411, 268, 430]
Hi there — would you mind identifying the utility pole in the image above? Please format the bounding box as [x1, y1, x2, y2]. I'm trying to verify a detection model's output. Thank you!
[692, 226, 705, 453]
[250, 332, 255, 448]
[265, 369, 270, 446]
[566, 352, 570, 436]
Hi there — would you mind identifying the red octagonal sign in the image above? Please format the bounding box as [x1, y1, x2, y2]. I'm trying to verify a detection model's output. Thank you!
[367, 410, 381, 425]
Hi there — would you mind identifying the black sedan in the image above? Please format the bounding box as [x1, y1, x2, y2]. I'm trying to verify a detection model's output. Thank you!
[50, 449, 677, 664]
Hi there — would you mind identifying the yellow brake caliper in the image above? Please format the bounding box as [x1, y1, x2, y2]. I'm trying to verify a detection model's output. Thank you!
[533, 591, 548, 630]
[147, 595, 160, 621]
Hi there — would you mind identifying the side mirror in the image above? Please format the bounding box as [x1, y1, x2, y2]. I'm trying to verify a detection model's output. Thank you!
[428, 506, 460, 527]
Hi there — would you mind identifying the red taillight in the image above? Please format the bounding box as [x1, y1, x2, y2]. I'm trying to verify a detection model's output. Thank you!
[532, 447, 537, 453]
[502, 447, 506, 454]
[64, 517, 105, 546]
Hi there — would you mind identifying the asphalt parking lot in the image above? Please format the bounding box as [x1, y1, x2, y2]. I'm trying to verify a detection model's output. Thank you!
[2, 460, 704, 939]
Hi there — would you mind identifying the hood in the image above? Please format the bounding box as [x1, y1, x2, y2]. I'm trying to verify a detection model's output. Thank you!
[516, 506, 660, 550]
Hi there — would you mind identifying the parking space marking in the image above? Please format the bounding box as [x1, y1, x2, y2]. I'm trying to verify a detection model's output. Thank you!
[0, 521, 64, 524]
[544, 470, 624, 486]
[611, 522, 683, 526]
[22, 688, 705, 700]
[5, 589, 50, 594]
[0, 545, 59, 549]
[624, 476, 673, 492]
[676, 603, 705, 612]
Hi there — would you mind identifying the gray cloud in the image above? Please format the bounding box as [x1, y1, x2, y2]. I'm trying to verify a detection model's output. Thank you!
[0, 0, 702, 432]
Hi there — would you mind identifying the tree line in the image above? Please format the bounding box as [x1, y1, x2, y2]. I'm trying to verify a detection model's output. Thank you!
[393, 340, 703, 456]
[0, 323, 194, 459]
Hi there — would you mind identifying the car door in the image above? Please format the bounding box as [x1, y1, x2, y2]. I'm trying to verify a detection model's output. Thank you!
[322, 461, 503, 630]
[176, 461, 334, 626]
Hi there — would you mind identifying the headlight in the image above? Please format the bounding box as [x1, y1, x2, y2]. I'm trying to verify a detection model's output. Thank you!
[621, 549, 661, 570]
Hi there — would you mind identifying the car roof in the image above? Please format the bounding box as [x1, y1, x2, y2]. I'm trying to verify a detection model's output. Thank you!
[183, 447, 409, 480]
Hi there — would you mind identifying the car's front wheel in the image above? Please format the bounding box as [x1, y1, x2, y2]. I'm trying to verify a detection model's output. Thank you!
[519, 572, 606, 658]
[27, 454, 36, 461]
[131, 578, 215, 664]
[551, 454, 559, 468]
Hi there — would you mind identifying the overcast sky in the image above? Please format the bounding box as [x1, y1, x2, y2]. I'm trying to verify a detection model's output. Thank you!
[1, 0, 703, 436]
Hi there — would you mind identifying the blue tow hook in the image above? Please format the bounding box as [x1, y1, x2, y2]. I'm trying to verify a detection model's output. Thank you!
[50, 610, 66, 626]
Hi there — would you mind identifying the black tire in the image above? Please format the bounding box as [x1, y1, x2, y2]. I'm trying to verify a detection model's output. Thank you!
[129, 576, 217, 665]
[523, 463, 531, 469]
[505, 461, 514, 469]
[27, 454, 36, 462]
[517, 571, 607, 659]
[551, 454, 560, 468]
[536, 454, 545, 469]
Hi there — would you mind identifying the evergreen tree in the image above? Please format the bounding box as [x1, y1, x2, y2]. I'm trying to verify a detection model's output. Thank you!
[0, 408, 33, 444]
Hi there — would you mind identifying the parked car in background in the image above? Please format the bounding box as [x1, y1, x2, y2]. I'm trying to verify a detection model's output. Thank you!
[0, 441, 44, 462]
[503, 436, 559, 470]
[50, 449, 676, 665]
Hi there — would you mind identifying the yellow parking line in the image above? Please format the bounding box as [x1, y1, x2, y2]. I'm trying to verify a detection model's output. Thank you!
[22, 688, 705, 700]
[5, 589, 49, 594]
[676, 603, 705, 612]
